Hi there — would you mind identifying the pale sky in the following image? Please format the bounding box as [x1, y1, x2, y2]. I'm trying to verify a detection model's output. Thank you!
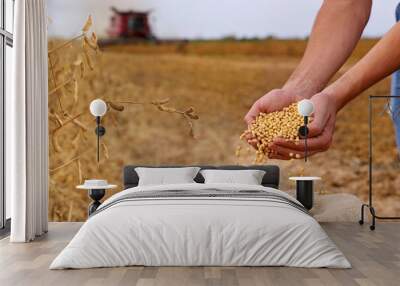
[48, 0, 400, 39]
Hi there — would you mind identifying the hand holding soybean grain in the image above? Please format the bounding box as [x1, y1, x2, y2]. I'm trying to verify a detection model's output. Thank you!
[244, 90, 337, 160]
[244, 0, 400, 160]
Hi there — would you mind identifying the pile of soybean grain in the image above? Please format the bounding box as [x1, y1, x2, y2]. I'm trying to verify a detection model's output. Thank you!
[240, 103, 304, 162]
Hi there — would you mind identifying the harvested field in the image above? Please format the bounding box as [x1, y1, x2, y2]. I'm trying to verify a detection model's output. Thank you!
[49, 39, 400, 221]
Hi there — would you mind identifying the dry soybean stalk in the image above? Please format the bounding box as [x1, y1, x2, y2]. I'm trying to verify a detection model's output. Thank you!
[51, 113, 84, 133]
[50, 156, 80, 173]
[101, 142, 110, 160]
[49, 77, 74, 96]
[48, 34, 85, 55]
[48, 53, 64, 112]
[108, 98, 199, 138]
[48, 15, 99, 160]
[50, 148, 93, 174]
[48, 14, 201, 208]
[67, 201, 74, 222]
[77, 159, 83, 184]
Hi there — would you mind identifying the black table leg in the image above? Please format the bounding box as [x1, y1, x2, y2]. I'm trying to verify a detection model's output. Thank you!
[296, 181, 314, 210]
[88, 189, 105, 216]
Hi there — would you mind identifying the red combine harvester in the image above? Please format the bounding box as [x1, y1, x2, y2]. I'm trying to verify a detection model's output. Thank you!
[108, 7, 155, 40]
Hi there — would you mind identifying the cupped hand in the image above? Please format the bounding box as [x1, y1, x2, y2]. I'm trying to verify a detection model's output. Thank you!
[269, 92, 338, 160]
[244, 89, 300, 148]
[244, 89, 299, 124]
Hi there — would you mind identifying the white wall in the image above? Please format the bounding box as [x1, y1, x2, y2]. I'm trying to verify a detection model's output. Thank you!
[48, 0, 400, 39]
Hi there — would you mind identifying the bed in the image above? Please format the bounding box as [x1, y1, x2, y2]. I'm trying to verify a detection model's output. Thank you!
[50, 165, 350, 269]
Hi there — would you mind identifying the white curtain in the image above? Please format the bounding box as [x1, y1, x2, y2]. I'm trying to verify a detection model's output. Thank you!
[7, 0, 49, 242]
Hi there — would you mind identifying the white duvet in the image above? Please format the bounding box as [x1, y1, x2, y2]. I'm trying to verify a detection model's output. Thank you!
[50, 183, 351, 269]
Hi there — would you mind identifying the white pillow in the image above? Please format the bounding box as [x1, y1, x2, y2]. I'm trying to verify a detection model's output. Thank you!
[200, 169, 266, 185]
[135, 167, 200, 186]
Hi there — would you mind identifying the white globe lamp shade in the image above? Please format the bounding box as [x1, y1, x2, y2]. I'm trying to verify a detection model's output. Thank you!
[297, 99, 314, 117]
[90, 99, 107, 117]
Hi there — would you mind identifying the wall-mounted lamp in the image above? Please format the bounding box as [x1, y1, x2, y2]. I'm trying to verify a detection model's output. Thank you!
[297, 99, 314, 162]
[89, 99, 107, 162]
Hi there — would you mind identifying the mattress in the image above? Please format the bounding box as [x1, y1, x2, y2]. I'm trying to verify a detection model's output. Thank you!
[50, 183, 350, 269]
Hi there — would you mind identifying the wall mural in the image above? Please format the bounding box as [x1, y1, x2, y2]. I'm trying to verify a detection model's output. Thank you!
[48, 13, 399, 222]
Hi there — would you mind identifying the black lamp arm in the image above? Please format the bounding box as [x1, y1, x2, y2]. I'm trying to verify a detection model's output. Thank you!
[298, 116, 309, 162]
[95, 116, 106, 162]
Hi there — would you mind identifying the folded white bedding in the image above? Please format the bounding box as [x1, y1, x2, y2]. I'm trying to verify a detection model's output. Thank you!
[50, 183, 350, 269]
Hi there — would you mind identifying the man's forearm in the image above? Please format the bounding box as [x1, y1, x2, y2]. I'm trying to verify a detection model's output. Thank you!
[283, 0, 371, 98]
[325, 22, 400, 110]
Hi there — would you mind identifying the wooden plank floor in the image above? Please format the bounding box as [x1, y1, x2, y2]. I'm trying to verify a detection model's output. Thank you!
[0, 222, 399, 286]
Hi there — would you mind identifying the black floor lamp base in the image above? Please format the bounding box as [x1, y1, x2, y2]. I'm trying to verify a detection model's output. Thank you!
[359, 204, 376, 231]
[360, 95, 400, 231]
[296, 180, 314, 210]
[359, 203, 400, 231]
[88, 189, 105, 216]
[289, 177, 320, 211]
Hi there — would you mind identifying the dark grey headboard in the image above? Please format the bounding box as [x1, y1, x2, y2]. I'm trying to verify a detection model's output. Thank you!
[123, 165, 280, 189]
